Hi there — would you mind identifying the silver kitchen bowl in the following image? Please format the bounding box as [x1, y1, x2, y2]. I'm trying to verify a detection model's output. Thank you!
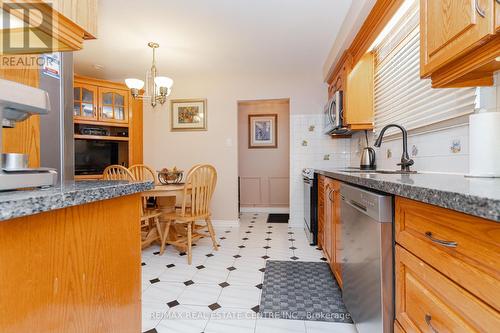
[2, 153, 29, 170]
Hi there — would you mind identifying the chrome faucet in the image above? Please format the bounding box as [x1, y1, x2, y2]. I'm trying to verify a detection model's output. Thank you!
[374, 124, 414, 172]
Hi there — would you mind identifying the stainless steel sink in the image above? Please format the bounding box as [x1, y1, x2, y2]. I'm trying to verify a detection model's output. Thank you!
[338, 169, 417, 175]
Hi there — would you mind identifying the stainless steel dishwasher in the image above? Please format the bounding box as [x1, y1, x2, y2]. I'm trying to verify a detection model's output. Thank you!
[340, 183, 393, 333]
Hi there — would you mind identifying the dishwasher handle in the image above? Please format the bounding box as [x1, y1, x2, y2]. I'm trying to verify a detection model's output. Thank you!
[342, 196, 368, 214]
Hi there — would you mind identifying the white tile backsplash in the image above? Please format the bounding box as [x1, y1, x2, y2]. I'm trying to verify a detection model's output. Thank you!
[348, 71, 500, 175]
[289, 114, 350, 227]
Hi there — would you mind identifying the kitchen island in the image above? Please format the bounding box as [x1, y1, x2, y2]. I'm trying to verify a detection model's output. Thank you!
[0, 180, 153, 333]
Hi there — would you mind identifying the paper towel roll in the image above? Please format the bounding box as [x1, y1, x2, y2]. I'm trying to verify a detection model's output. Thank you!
[469, 112, 500, 177]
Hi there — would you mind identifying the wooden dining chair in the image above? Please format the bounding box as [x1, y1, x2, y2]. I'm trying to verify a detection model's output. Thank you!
[129, 164, 157, 183]
[160, 164, 218, 264]
[102, 165, 135, 181]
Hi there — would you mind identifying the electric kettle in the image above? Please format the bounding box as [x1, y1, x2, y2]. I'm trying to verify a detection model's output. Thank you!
[360, 147, 376, 170]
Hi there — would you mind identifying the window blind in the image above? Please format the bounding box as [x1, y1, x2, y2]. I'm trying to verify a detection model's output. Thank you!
[373, 10, 477, 136]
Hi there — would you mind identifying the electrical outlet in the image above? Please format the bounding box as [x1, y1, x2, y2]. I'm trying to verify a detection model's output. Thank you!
[386, 149, 392, 159]
[308, 125, 315, 132]
[323, 154, 330, 160]
[302, 140, 308, 147]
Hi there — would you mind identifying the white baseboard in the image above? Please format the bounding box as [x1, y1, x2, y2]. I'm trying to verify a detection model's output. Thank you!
[240, 207, 290, 213]
[211, 219, 240, 227]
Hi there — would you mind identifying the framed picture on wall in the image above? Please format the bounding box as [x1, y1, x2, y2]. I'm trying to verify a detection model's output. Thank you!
[171, 98, 207, 131]
[248, 114, 278, 148]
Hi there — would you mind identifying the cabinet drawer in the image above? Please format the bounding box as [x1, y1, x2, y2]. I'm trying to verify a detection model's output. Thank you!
[395, 197, 500, 310]
[396, 246, 500, 332]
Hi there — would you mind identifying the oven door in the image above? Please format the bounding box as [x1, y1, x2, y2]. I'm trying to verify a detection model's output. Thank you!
[303, 177, 313, 243]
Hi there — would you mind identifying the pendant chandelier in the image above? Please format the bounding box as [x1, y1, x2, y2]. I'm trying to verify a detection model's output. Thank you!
[125, 42, 173, 108]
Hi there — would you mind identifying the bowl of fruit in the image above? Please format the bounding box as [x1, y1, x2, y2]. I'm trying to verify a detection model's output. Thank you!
[157, 167, 184, 184]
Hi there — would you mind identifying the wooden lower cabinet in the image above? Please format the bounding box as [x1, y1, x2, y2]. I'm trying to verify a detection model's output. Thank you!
[395, 197, 500, 332]
[395, 246, 500, 332]
[320, 176, 343, 289]
[0, 195, 142, 333]
[317, 175, 325, 248]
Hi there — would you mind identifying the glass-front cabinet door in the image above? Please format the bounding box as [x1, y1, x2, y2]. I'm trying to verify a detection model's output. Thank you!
[74, 84, 98, 120]
[98, 88, 129, 123]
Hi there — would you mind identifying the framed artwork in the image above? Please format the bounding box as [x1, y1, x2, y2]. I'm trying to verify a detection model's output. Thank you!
[170, 98, 207, 131]
[248, 114, 278, 148]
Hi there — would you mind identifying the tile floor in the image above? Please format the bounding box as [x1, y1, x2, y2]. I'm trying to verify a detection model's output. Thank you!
[141, 213, 357, 333]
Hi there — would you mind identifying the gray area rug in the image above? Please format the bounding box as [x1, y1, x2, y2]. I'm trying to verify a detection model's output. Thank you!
[260, 260, 353, 323]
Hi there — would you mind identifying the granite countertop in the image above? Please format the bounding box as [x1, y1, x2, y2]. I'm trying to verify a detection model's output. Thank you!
[316, 169, 500, 222]
[0, 180, 154, 221]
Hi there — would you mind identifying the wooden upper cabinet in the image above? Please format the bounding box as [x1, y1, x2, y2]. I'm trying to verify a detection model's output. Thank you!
[0, 0, 97, 54]
[345, 52, 374, 130]
[420, 0, 494, 77]
[98, 87, 129, 124]
[48, 0, 98, 38]
[73, 83, 98, 120]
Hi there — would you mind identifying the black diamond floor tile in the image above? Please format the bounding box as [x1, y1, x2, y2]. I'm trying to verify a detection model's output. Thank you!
[261, 255, 270, 259]
[206, 254, 214, 257]
[166, 264, 175, 268]
[227, 266, 236, 271]
[149, 278, 160, 284]
[255, 283, 263, 289]
[184, 280, 194, 286]
[219, 282, 230, 288]
[251, 305, 260, 313]
[290, 256, 299, 260]
[233, 254, 241, 258]
[143, 329, 158, 333]
[141, 262, 146, 266]
[208, 303, 221, 311]
[167, 300, 179, 308]
[196, 265, 205, 270]
[259, 268, 265, 272]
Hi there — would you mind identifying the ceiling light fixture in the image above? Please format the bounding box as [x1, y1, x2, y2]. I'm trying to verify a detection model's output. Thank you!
[125, 42, 173, 108]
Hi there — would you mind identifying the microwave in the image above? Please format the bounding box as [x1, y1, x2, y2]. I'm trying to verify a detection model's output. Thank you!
[323, 90, 344, 134]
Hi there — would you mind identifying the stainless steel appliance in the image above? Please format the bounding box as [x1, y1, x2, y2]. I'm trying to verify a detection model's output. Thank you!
[360, 147, 376, 170]
[323, 90, 345, 134]
[302, 168, 318, 245]
[39, 52, 75, 183]
[0, 79, 58, 190]
[340, 183, 393, 333]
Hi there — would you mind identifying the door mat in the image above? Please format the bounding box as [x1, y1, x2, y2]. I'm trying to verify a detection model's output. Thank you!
[266, 213, 289, 223]
[260, 260, 352, 323]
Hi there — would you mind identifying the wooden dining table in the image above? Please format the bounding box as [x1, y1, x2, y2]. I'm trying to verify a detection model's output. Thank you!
[141, 183, 190, 252]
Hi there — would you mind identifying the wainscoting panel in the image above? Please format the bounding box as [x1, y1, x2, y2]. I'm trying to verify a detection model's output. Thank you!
[269, 177, 290, 205]
[239, 177, 262, 205]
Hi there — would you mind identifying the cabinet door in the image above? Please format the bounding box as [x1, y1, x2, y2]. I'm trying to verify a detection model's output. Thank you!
[345, 52, 374, 129]
[332, 181, 343, 289]
[74, 84, 98, 120]
[317, 176, 325, 249]
[324, 181, 334, 263]
[98, 88, 129, 124]
[47, 0, 98, 38]
[420, 0, 494, 77]
[395, 246, 500, 332]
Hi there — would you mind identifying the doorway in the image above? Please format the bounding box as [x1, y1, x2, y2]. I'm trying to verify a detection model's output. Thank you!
[237, 99, 290, 214]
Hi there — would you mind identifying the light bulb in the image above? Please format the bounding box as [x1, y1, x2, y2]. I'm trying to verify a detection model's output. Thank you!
[125, 78, 145, 90]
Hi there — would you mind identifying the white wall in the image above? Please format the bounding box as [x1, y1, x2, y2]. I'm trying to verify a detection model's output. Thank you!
[349, 73, 500, 174]
[143, 72, 339, 225]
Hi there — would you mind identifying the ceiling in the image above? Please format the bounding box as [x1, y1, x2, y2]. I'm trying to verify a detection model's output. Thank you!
[74, 0, 352, 82]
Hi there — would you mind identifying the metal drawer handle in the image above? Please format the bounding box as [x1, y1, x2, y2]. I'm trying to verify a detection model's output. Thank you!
[475, 0, 486, 18]
[425, 314, 439, 333]
[425, 232, 457, 248]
